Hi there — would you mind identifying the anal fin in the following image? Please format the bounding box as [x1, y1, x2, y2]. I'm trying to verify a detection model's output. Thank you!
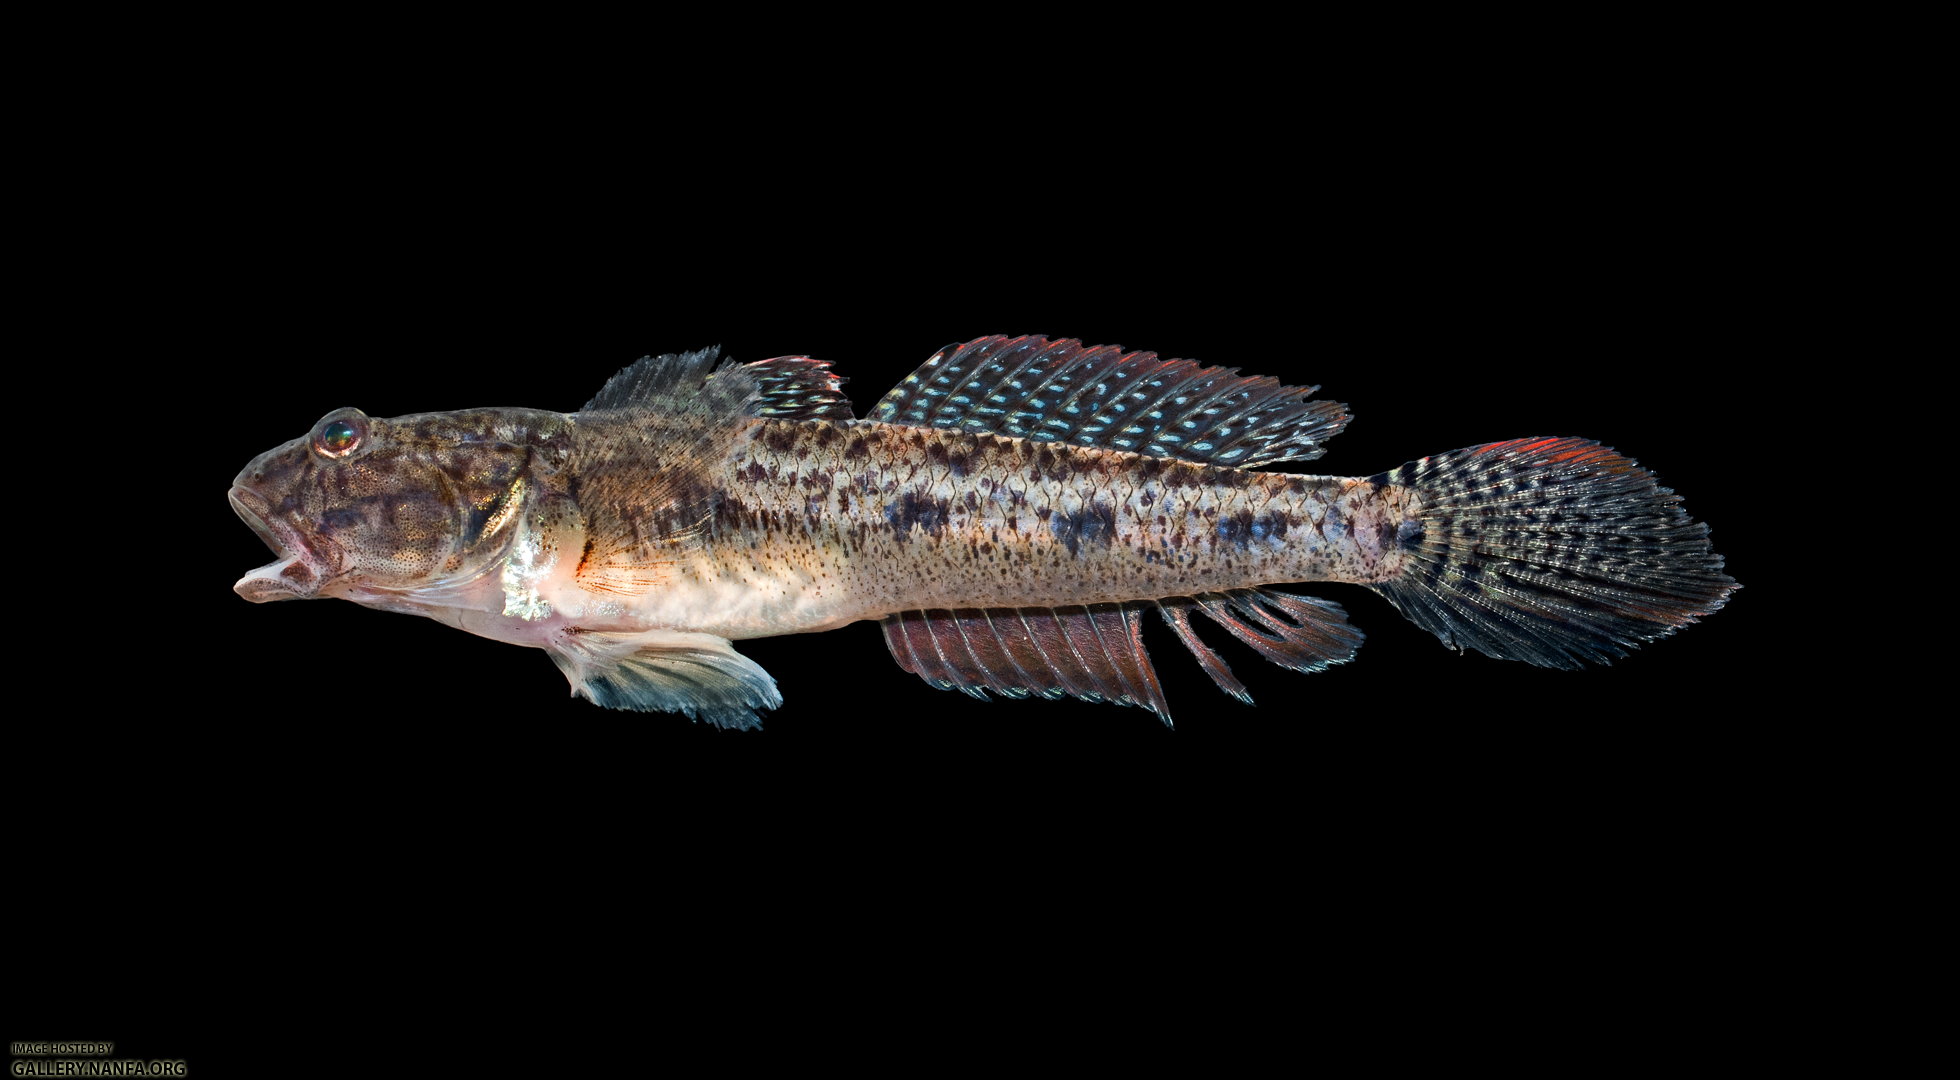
[881, 604, 1172, 724]
[1187, 589, 1363, 676]
[880, 589, 1362, 724]
[547, 627, 781, 730]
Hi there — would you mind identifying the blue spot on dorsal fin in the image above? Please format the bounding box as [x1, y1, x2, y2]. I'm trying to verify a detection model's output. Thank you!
[865, 336, 1349, 467]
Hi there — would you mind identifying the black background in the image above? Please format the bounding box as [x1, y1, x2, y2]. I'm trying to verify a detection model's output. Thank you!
[17, 65, 1817, 1065]
[186, 233, 1763, 752]
[224, 169, 1764, 703]
[111, 127, 1781, 818]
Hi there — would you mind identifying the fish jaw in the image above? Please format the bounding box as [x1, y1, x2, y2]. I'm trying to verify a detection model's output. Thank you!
[230, 484, 338, 602]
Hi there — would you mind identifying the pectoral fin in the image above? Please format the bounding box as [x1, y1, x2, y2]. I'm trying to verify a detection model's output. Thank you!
[546, 627, 781, 730]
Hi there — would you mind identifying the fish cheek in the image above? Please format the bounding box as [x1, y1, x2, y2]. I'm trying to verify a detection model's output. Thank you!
[329, 493, 459, 584]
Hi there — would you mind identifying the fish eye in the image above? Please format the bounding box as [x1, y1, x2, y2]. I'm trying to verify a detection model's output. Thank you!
[315, 415, 364, 458]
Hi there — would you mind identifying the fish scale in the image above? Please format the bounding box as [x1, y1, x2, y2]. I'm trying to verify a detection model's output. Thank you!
[707, 420, 1409, 621]
[230, 336, 1737, 730]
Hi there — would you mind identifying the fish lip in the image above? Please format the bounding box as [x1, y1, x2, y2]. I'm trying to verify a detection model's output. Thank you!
[230, 484, 331, 602]
[229, 486, 282, 556]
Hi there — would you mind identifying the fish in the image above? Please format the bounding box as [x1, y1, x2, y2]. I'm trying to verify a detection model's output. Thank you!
[229, 334, 1738, 729]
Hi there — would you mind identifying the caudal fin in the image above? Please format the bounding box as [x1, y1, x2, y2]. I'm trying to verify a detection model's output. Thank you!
[1368, 437, 1737, 668]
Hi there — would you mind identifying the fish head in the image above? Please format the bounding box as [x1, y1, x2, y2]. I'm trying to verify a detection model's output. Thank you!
[231, 407, 533, 604]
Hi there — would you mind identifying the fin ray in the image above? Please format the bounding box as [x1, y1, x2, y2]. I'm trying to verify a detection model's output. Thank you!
[868, 335, 1350, 467]
[1155, 599, 1252, 703]
[546, 627, 780, 729]
[743, 355, 855, 420]
[1368, 437, 1739, 668]
[878, 604, 1174, 724]
[1190, 589, 1364, 674]
[877, 588, 1362, 722]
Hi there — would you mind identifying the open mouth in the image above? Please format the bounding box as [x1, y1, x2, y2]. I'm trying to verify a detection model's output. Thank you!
[230, 486, 324, 602]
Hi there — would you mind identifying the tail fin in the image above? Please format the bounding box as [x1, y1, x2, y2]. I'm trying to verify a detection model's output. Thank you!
[1369, 437, 1737, 668]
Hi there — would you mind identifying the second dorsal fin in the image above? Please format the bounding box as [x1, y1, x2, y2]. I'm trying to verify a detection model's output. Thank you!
[868, 335, 1350, 467]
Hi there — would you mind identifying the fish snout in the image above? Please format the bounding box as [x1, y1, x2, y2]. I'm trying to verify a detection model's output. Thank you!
[230, 486, 281, 554]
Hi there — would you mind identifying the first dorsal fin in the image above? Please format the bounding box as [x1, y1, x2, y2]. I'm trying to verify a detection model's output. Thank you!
[868, 335, 1350, 467]
[583, 347, 727, 412]
[583, 348, 852, 420]
[568, 349, 853, 597]
[570, 349, 759, 598]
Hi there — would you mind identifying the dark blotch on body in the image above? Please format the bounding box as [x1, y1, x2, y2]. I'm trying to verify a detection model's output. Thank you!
[885, 491, 952, 541]
[1217, 508, 1256, 552]
[1049, 500, 1117, 558]
[323, 507, 364, 532]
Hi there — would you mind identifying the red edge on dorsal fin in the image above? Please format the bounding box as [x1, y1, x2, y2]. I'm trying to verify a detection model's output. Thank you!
[742, 355, 855, 421]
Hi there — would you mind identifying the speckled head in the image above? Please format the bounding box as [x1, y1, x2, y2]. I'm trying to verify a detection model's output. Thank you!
[230, 406, 540, 603]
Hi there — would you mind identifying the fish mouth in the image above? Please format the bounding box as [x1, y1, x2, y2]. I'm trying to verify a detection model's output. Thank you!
[230, 486, 282, 554]
[230, 485, 329, 602]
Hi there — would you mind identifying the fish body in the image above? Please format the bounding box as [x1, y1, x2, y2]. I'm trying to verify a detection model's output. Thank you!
[231, 336, 1737, 728]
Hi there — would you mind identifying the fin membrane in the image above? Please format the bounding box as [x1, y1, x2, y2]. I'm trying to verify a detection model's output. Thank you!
[883, 604, 1171, 722]
[583, 346, 728, 411]
[1157, 590, 1362, 703]
[583, 347, 852, 420]
[878, 588, 1362, 723]
[869, 335, 1349, 467]
[547, 628, 782, 730]
[743, 355, 854, 420]
[1368, 437, 1739, 669]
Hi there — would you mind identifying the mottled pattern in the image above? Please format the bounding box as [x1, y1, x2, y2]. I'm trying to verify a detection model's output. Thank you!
[1365, 437, 1736, 668]
[567, 350, 762, 597]
[684, 418, 1420, 634]
[229, 406, 573, 601]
